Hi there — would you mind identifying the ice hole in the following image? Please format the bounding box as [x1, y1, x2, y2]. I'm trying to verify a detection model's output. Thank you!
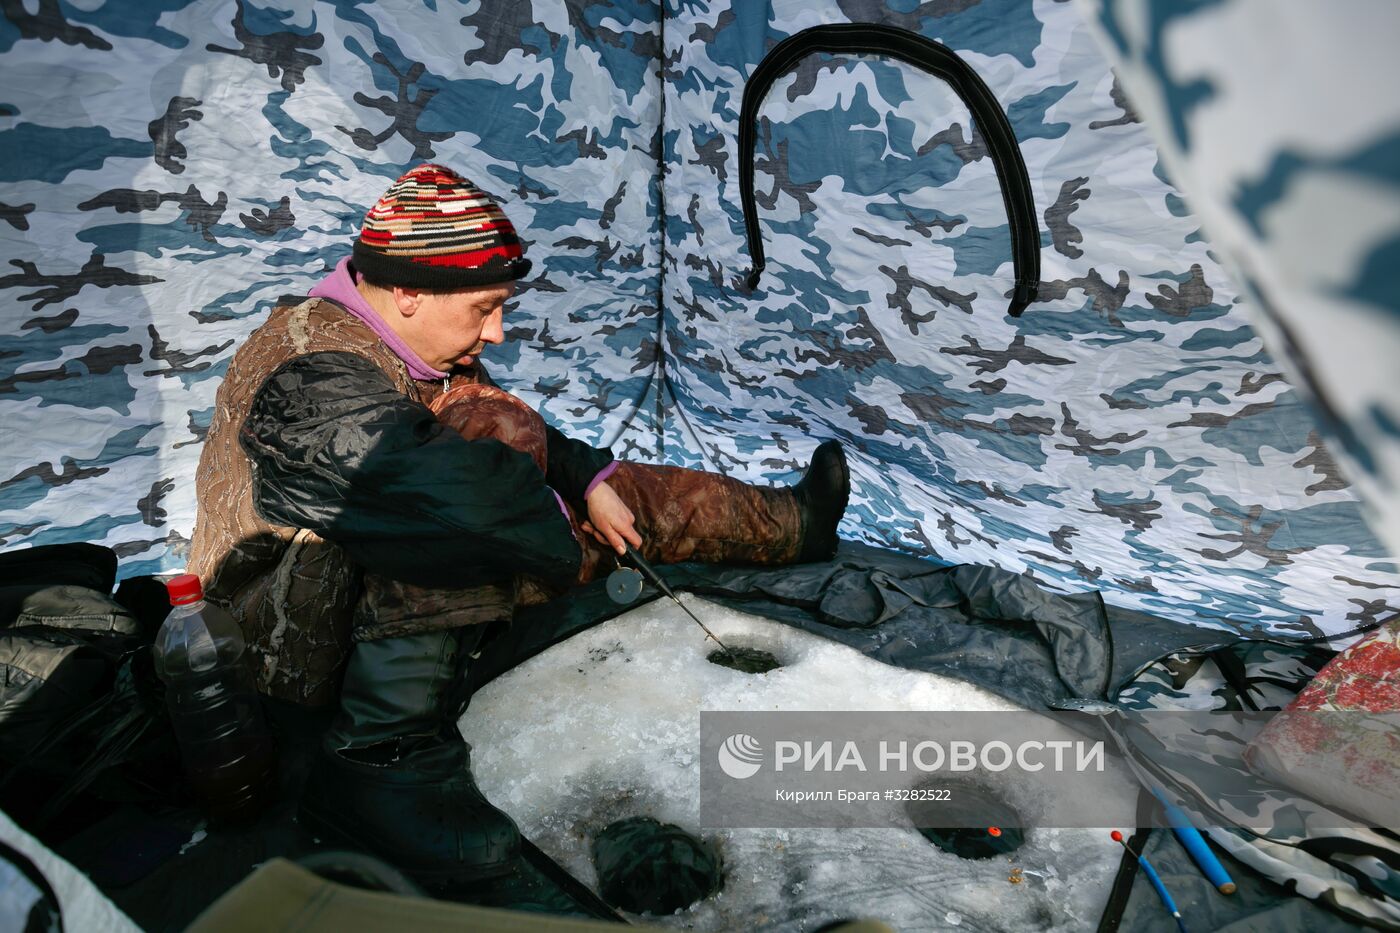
[906, 780, 1026, 860]
[707, 644, 782, 673]
[591, 816, 723, 915]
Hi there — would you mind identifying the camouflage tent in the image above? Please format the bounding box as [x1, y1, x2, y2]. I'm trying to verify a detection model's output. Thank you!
[1, 0, 1398, 925]
[1, 0, 1396, 641]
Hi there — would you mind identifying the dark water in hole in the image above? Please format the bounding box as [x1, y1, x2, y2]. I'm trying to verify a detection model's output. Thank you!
[592, 816, 723, 914]
[707, 646, 781, 673]
[906, 783, 1026, 859]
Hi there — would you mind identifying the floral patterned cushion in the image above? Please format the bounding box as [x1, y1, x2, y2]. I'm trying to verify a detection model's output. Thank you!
[1244, 620, 1400, 828]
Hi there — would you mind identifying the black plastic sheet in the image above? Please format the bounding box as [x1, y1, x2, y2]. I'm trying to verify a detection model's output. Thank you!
[472, 541, 1235, 712]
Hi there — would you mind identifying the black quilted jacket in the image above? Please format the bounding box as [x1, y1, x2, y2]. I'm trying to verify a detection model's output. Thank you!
[239, 351, 612, 590]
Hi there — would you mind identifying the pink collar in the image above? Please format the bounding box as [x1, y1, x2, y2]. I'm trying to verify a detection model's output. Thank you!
[309, 257, 446, 381]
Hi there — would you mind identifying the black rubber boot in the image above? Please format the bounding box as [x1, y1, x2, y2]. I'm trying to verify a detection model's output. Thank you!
[793, 440, 851, 563]
[299, 630, 521, 888]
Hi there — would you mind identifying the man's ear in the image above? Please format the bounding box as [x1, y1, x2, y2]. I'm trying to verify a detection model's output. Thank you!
[392, 286, 423, 318]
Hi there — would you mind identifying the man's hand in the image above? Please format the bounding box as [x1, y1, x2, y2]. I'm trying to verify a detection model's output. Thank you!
[581, 480, 642, 555]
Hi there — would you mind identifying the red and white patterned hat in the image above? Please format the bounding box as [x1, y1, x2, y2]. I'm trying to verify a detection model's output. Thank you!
[352, 163, 532, 289]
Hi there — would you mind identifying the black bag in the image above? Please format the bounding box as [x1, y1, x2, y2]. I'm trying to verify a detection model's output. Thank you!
[0, 584, 142, 761]
[0, 544, 172, 826]
[0, 541, 116, 621]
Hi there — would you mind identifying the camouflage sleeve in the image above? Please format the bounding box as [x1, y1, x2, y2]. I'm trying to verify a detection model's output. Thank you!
[543, 423, 615, 505]
[449, 359, 614, 502]
[240, 351, 582, 589]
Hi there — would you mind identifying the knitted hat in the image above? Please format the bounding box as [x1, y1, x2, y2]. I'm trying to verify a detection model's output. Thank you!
[352, 164, 532, 289]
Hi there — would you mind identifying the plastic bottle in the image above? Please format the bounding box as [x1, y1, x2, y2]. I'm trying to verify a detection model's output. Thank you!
[153, 573, 276, 824]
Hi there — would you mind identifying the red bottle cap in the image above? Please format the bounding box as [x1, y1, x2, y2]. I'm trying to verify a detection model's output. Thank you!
[167, 573, 205, 606]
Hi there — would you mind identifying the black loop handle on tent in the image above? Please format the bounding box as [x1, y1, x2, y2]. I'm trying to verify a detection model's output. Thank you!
[738, 23, 1041, 317]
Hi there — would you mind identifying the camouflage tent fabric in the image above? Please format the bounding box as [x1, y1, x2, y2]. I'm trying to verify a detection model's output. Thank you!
[0, 1, 1396, 642]
[0, 0, 664, 579]
[1082, 0, 1400, 563]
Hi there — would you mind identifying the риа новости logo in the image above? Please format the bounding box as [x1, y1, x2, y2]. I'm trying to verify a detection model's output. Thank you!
[718, 733, 763, 779]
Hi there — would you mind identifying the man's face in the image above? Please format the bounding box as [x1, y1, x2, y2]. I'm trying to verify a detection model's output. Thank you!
[406, 282, 513, 371]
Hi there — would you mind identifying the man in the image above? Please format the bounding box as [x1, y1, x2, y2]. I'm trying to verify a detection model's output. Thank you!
[188, 164, 849, 888]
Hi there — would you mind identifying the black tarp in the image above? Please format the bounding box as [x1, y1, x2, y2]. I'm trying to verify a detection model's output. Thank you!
[467, 541, 1240, 711]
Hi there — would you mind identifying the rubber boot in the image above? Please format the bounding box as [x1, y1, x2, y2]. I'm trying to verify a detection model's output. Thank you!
[298, 630, 520, 888]
[792, 440, 850, 562]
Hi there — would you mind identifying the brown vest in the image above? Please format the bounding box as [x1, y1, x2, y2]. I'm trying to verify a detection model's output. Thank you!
[188, 298, 459, 706]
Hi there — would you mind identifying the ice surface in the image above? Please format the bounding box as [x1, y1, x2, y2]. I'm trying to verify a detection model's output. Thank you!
[460, 595, 1135, 931]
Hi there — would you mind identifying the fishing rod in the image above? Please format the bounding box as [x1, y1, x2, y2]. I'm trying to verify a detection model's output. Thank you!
[613, 542, 734, 657]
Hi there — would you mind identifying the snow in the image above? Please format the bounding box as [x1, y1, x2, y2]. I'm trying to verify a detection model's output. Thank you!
[460, 595, 1135, 931]
[179, 825, 208, 856]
